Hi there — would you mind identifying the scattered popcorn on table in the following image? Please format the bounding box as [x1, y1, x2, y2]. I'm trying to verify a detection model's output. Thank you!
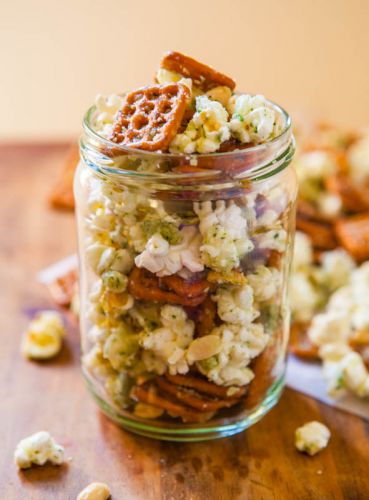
[77, 482, 111, 500]
[14, 431, 64, 469]
[21, 311, 65, 360]
[295, 421, 331, 456]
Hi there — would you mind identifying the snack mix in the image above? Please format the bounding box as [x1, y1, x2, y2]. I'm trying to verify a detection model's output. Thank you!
[77, 51, 295, 425]
[290, 124, 369, 399]
[21, 311, 65, 360]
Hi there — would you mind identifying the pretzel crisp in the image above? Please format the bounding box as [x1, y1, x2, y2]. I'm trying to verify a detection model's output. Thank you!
[47, 268, 78, 307]
[155, 377, 241, 412]
[165, 373, 247, 399]
[130, 385, 214, 423]
[160, 51, 236, 91]
[335, 214, 369, 261]
[49, 145, 79, 211]
[128, 267, 207, 306]
[289, 322, 319, 360]
[296, 217, 336, 250]
[110, 83, 190, 151]
[325, 173, 369, 213]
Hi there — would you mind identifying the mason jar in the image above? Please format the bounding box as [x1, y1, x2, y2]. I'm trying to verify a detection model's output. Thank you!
[74, 100, 296, 441]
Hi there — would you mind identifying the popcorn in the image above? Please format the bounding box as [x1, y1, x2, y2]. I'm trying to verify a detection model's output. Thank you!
[140, 305, 195, 375]
[308, 310, 351, 346]
[295, 421, 330, 456]
[319, 249, 355, 291]
[14, 431, 64, 469]
[194, 200, 253, 272]
[92, 94, 125, 139]
[347, 132, 369, 182]
[294, 151, 336, 202]
[170, 95, 230, 154]
[135, 226, 204, 277]
[103, 324, 139, 370]
[228, 94, 283, 144]
[292, 231, 313, 271]
[247, 266, 281, 302]
[21, 311, 65, 360]
[254, 228, 287, 253]
[198, 323, 268, 386]
[213, 284, 259, 325]
[289, 273, 321, 323]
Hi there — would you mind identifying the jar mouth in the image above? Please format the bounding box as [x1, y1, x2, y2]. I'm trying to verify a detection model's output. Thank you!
[81, 97, 294, 183]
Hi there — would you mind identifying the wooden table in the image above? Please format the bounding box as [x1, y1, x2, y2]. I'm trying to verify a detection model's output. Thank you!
[1, 144, 368, 500]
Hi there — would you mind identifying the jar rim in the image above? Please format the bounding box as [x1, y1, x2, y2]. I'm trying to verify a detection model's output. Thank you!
[82, 94, 292, 161]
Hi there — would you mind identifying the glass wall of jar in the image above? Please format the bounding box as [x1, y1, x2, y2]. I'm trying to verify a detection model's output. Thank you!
[75, 102, 296, 441]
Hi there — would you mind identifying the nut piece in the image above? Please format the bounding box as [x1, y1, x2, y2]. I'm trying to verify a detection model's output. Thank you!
[295, 421, 331, 456]
[77, 482, 111, 500]
[110, 83, 190, 151]
[161, 51, 236, 91]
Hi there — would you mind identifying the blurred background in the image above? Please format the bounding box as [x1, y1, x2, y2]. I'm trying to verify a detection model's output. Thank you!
[1, 0, 368, 141]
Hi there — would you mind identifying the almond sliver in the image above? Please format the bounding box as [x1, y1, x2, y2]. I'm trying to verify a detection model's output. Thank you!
[187, 335, 222, 362]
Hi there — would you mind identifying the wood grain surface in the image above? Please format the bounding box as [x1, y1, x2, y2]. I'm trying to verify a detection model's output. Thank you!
[0, 144, 368, 500]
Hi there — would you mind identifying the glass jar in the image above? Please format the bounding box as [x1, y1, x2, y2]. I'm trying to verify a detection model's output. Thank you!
[75, 100, 296, 441]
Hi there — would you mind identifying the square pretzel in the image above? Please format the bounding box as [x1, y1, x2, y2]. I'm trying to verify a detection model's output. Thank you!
[110, 83, 190, 151]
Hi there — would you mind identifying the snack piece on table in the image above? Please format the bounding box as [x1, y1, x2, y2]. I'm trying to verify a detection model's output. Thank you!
[109, 83, 190, 151]
[47, 268, 78, 308]
[14, 431, 65, 469]
[295, 421, 331, 456]
[49, 145, 79, 211]
[335, 214, 369, 262]
[77, 482, 111, 500]
[21, 311, 65, 360]
[159, 51, 236, 91]
[325, 173, 369, 213]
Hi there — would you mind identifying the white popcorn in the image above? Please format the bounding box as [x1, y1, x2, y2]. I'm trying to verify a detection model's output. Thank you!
[293, 231, 313, 271]
[319, 249, 355, 291]
[140, 305, 195, 375]
[228, 94, 283, 144]
[170, 95, 230, 154]
[93, 94, 124, 139]
[289, 273, 321, 323]
[254, 228, 287, 252]
[347, 132, 369, 182]
[198, 323, 268, 386]
[14, 431, 64, 469]
[135, 226, 204, 277]
[213, 284, 259, 325]
[194, 200, 253, 272]
[247, 266, 281, 302]
[103, 324, 139, 371]
[21, 311, 65, 360]
[295, 422, 330, 456]
[308, 310, 351, 346]
[317, 193, 342, 218]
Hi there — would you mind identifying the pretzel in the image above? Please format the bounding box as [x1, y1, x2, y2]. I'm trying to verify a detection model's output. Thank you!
[110, 83, 190, 151]
[159, 273, 209, 298]
[165, 373, 247, 399]
[289, 322, 319, 360]
[49, 145, 79, 210]
[297, 199, 333, 224]
[296, 217, 337, 250]
[128, 267, 207, 306]
[47, 268, 78, 307]
[130, 385, 214, 423]
[196, 296, 217, 337]
[160, 51, 236, 91]
[335, 214, 369, 261]
[155, 377, 241, 412]
[325, 173, 369, 213]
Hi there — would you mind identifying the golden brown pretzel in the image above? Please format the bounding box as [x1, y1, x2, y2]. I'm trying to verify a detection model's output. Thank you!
[165, 373, 247, 399]
[160, 51, 236, 91]
[110, 83, 190, 151]
[128, 267, 207, 306]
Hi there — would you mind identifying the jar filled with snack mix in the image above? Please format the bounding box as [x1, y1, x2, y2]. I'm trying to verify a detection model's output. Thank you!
[74, 53, 296, 440]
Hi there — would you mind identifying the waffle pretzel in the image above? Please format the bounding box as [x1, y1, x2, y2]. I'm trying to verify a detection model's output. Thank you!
[160, 51, 236, 91]
[155, 377, 242, 412]
[165, 373, 247, 399]
[110, 83, 190, 151]
[128, 267, 207, 306]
